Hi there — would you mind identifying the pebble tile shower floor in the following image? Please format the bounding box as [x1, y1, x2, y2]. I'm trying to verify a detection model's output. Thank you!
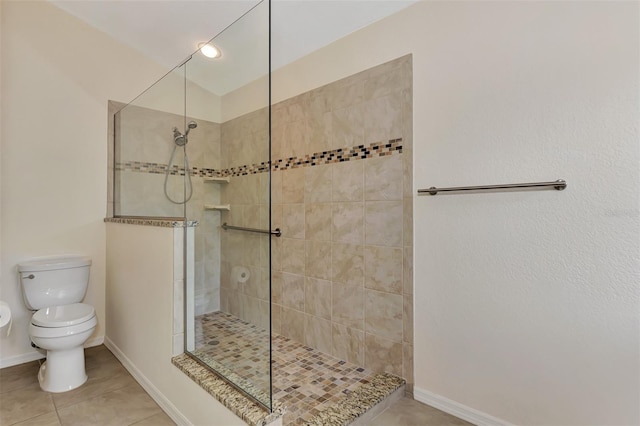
[192, 312, 396, 425]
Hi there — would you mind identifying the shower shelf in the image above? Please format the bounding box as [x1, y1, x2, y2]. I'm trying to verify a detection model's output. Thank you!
[204, 204, 231, 211]
[203, 177, 230, 184]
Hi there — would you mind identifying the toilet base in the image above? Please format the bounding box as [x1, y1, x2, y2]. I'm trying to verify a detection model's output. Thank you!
[38, 346, 88, 393]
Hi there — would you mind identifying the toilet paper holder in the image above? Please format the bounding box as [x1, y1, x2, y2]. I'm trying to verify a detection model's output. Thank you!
[0, 301, 12, 337]
[232, 266, 251, 284]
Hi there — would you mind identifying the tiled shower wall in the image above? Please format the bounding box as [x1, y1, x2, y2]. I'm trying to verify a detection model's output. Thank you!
[218, 107, 271, 330]
[219, 55, 413, 388]
[112, 54, 414, 388]
[113, 105, 222, 315]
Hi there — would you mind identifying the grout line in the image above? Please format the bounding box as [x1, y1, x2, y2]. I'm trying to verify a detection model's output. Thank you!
[53, 398, 63, 426]
[127, 410, 171, 426]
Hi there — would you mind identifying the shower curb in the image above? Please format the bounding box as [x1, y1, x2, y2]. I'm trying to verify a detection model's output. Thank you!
[172, 354, 284, 426]
[302, 373, 406, 426]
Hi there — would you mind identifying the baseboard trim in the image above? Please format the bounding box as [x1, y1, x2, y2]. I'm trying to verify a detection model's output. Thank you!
[104, 336, 191, 426]
[0, 335, 105, 369]
[0, 350, 45, 369]
[414, 387, 513, 426]
[85, 335, 105, 348]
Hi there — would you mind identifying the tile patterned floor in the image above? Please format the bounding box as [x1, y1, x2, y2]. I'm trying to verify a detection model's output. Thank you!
[370, 397, 472, 426]
[0, 343, 468, 426]
[0, 346, 175, 426]
[193, 311, 271, 405]
[193, 312, 391, 425]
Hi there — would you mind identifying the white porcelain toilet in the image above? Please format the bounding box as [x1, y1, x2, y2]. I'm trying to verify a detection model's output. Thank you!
[18, 255, 97, 393]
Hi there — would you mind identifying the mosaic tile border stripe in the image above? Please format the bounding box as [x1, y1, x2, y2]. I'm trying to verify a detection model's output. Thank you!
[270, 138, 402, 173]
[116, 138, 402, 179]
[115, 162, 223, 178]
[303, 373, 405, 426]
[172, 354, 284, 426]
[104, 217, 199, 228]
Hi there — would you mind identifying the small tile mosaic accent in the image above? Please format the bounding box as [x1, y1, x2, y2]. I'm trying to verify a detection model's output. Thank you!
[270, 139, 402, 174]
[115, 161, 222, 178]
[193, 312, 272, 406]
[189, 312, 405, 426]
[104, 217, 199, 228]
[115, 138, 402, 179]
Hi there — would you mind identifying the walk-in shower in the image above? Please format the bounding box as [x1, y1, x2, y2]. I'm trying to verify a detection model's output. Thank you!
[111, 0, 413, 421]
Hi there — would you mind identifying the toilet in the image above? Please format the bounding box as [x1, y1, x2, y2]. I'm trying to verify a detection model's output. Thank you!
[18, 255, 97, 393]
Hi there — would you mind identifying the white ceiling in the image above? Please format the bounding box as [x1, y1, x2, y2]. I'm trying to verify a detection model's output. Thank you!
[50, 0, 415, 95]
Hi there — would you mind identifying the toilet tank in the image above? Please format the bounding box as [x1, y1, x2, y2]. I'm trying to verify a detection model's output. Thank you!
[18, 256, 92, 310]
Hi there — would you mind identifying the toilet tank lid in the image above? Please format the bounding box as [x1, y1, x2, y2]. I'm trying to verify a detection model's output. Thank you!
[32, 303, 95, 327]
[18, 256, 92, 272]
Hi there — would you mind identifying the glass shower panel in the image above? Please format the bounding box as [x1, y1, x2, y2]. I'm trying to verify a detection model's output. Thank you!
[114, 64, 188, 218]
[184, 0, 272, 410]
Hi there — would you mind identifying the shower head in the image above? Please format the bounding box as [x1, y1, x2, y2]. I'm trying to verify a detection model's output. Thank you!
[185, 121, 198, 137]
[172, 127, 187, 146]
[172, 122, 197, 146]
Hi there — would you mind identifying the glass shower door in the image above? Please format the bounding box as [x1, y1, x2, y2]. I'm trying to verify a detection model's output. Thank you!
[184, 0, 272, 409]
[113, 64, 188, 219]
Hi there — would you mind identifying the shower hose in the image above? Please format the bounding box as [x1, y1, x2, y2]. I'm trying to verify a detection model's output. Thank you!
[164, 144, 193, 204]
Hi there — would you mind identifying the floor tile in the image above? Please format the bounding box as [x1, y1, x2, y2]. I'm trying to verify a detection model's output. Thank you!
[130, 412, 176, 426]
[11, 411, 60, 426]
[1, 346, 467, 426]
[0, 360, 41, 394]
[52, 359, 136, 408]
[56, 382, 162, 426]
[0, 382, 56, 426]
[84, 345, 121, 371]
[370, 397, 472, 426]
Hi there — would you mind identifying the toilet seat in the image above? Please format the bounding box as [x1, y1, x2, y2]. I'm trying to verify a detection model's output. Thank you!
[30, 315, 96, 338]
[30, 303, 96, 339]
[32, 303, 95, 327]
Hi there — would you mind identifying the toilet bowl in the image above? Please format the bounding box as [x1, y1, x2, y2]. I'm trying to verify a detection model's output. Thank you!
[29, 303, 97, 392]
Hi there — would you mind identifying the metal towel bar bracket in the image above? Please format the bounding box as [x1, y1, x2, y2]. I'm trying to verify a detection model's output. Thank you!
[418, 179, 566, 196]
[221, 222, 282, 237]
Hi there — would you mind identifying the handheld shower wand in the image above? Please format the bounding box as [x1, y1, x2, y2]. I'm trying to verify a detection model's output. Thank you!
[165, 121, 198, 204]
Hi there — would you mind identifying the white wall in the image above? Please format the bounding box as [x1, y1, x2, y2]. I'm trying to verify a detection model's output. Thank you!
[0, 1, 172, 366]
[105, 223, 244, 426]
[248, 2, 638, 425]
[0, 0, 3, 295]
[125, 70, 222, 124]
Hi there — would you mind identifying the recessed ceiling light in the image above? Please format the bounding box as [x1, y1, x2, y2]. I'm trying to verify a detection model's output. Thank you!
[198, 42, 221, 59]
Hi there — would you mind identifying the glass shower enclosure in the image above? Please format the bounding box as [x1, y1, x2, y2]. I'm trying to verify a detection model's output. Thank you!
[113, 1, 273, 409]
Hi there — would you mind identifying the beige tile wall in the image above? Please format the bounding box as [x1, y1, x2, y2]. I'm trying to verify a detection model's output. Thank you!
[219, 55, 413, 388]
[218, 108, 271, 330]
[112, 55, 414, 389]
